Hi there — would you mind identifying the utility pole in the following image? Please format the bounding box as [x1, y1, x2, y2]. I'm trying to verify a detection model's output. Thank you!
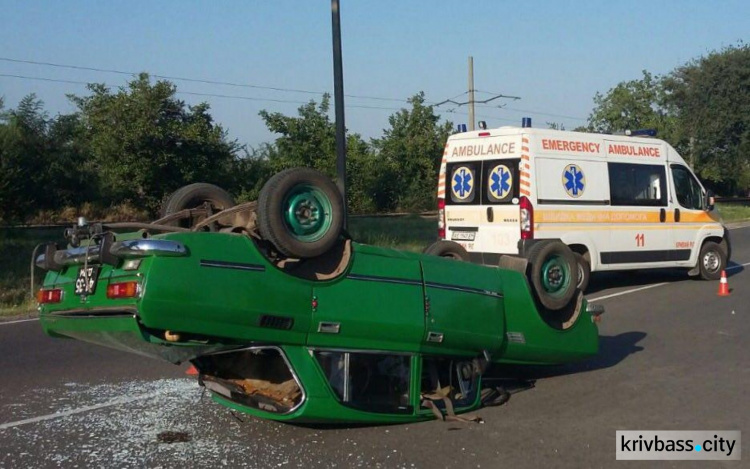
[468, 56, 475, 131]
[331, 0, 347, 229]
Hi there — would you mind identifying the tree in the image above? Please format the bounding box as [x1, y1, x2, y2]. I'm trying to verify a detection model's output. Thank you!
[662, 44, 750, 194]
[258, 95, 380, 213]
[586, 71, 674, 137]
[259, 95, 337, 176]
[69, 73, 240, 212]
[371, 92, 453, 211]
[0, 94, 52, 221]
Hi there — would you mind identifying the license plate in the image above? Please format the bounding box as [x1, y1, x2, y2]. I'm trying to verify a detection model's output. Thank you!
[451, 231, 476, 241]
[74, 266, 100, 296]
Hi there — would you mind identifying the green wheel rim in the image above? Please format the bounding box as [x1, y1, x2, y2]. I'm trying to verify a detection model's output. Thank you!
[282, 184, 333, 242]
[540, 255, 571, 298]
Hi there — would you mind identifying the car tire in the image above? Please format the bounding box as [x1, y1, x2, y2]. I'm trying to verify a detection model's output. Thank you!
[424, 240, 470, 261]
[161, 183, 235, 228]
[574, 252, 591, 292]
[697, 241, 726, 280]
[526, 241, 577, 311]
[257, 167, 344, 258]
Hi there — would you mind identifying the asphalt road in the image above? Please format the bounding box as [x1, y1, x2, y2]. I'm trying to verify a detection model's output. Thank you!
[1, 225, 748, 468]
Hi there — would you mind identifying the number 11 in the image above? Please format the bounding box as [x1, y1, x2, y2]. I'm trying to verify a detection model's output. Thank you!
[635, 233, 645, 247]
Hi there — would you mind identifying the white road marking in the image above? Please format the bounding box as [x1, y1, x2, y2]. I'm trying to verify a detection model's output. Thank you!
[588, 261, 749, 302]
[0, 317, 39, 326]
[0, 389, 176, 430]
[726, 261, 750, 272]
[587, 283, 669, 302]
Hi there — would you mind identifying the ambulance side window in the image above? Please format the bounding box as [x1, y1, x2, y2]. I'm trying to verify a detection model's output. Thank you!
[671, 165, 704, 210]
[482, 159, 520, 204]
[446, 162, 480, 205]
[608, 163, 667, 206]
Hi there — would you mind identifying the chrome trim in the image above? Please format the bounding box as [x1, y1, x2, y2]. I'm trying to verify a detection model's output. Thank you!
[586, 303, 605, 316]
[199, 259, 264, 271]
[307, 347, 414, 356]
[427, 332, 444, 343]
[201, 346, 306, 415]
[110, 239, 188, 258]
[317, 322, 341, 334]
[506, 332, 526, 344]
[37, 239, 187, 268]
[53, 245, 102, 266]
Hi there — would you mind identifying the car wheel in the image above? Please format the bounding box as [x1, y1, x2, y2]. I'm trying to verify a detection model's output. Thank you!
[574, 252, 591, 292]
[161, 183, 235, 228]
[423, 240, 470, 261]
[526, 241, 577, 311]
[698, 241, 726, 280]
[257, 167, 344, 258]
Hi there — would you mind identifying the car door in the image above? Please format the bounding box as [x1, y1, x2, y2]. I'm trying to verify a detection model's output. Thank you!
[420, 256, 505, 357]
[308, 244, 425, 351]
[669, 163, 709, 264]
[603, 161, 673, 267]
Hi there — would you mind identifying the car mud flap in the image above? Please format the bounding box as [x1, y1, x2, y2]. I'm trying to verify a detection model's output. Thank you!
[497, 255, 528, 274]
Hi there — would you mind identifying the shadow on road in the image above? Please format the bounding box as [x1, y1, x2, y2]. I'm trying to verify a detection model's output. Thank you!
[486, 331, 647, 382]
[726, 261, 744, 277]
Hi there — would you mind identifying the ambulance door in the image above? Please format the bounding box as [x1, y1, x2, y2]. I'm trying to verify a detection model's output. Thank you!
[444, 161, 483, 260]
[669, 164, 709, 265]
[604, 162, 672, 268]
[479, 158, 522, 261]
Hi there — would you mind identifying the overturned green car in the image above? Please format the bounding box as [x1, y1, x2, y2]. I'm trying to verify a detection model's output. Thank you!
[36, 168, 601, 424]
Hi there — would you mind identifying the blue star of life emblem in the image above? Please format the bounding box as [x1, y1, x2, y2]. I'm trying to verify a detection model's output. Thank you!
[489, 164, 512, 199]
[452, 166, 474, 200]
[563, 164, 585, 197]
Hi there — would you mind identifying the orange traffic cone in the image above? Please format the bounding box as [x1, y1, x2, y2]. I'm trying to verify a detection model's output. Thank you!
[185, 365, 199, 376]
[717, 270, 730, 296]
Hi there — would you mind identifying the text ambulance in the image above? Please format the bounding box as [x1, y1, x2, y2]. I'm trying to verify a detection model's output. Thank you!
[436, 125, 731, 298]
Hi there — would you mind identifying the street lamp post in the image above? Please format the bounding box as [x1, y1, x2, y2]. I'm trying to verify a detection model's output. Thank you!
[331, 0, 348, 229]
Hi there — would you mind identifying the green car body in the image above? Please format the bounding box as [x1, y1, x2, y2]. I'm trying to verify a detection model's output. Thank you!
[38, 230, 599, 424]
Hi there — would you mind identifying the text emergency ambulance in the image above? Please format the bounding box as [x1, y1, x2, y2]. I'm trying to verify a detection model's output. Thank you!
[435, 124, 731, 303]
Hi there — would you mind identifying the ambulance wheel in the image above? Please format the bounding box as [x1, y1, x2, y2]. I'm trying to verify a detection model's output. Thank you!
[697, 241, 726, 280]
[258, 167, 344, 259]
[574, 252, 591, 292]
[424, 240, 470, 261]
[527, 241, 577, 311]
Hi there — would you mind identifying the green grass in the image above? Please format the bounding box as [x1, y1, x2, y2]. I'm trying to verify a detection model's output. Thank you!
[0, 227, 66, 317]
[348, 215, 437, 252]
[716, 202, 750, 223]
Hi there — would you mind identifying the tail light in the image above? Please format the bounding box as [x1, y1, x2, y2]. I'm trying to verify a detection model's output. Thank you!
[437, 198, 446, 239]
[37, 288, 63, 304]
[520, 196, 534, 240]
[107, 281, 140, 299]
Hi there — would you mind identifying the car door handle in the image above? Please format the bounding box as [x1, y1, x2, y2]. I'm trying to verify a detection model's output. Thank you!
[660, 208, 666, 223]
[487, 207, 494, 222]
[674, 208, 681, 222]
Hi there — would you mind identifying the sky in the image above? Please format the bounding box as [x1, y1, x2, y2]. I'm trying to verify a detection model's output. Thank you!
[1, 0, 748, 149]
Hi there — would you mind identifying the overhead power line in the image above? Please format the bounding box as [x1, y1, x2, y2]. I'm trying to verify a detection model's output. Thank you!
[0, 56, 411, 104]
[0, 73, 405, 112]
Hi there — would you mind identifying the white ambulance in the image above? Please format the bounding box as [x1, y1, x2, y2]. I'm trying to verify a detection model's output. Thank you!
[434, 124, 731, 304]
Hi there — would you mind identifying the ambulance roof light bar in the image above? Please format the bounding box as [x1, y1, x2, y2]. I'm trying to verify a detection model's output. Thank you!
[625, 128, 657, 137]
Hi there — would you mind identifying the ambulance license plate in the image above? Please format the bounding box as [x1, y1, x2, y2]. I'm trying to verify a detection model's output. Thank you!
[74, 266, 100, 296]
[451, 231, 476, 241]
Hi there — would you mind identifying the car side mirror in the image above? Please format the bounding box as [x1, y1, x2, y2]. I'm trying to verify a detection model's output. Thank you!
[705, 190, 715, 211]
